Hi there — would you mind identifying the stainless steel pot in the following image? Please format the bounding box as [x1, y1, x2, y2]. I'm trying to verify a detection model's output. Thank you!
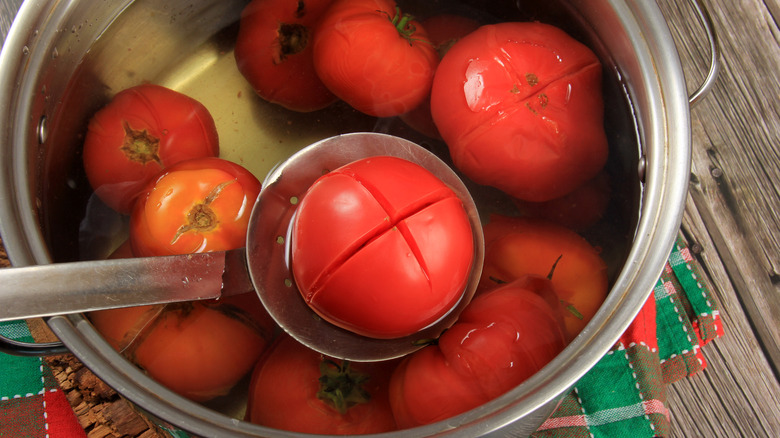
[0, 0, 717, 436]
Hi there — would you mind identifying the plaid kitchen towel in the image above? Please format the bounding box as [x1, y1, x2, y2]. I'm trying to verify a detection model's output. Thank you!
[0, 234, 722, 437]
[0, 320, 86, 438]
[533, 235, 724, 438]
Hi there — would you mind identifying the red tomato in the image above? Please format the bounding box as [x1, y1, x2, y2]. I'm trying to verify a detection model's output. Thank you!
[291, 156, 474, 338]
[83, 84, 219, 214]
[129, 157, 261, 257]
[400, 14, 480, 138]
[514, 171, 612, 232]
[479, 215, 609, 339]
[312, 0, 439, 117]
[246, 335, 398, 434]
[430, 22, 608, 202]
[235, 0, 338, 112]
[90, 243, 276, 402]
[389, 278, 567, 428]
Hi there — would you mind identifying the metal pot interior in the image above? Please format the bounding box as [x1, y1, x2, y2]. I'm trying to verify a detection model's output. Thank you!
[0, 0, 689, 436]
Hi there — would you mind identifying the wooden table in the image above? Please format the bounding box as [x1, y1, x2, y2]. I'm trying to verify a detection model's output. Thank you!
[2, 0, 780, 436]
[653, 0, 780, 436]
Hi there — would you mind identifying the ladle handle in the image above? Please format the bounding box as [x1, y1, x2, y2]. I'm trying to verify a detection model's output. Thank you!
[0, 249, 252, 323]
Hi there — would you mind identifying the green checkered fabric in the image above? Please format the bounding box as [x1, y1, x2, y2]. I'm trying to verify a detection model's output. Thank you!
[0, 321, 86, 438]
[534, 235, 723, 437]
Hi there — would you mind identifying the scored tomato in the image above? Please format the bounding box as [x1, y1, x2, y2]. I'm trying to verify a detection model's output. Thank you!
[246, 335, 398, 434]
[478, 215, 609, 340]
[129, 157, 261, 257]
[90, 242, 276, 402]
[235, 0, 337, 112]
[389, 278, 567, 428]
[430, 21, 608, 202]
[291, 156, 474, 339]
[83, 84, 219, 214]
[312, 0, 439, 117]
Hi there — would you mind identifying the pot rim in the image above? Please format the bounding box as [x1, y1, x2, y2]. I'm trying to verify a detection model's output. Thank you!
[0, 0, 691, 436]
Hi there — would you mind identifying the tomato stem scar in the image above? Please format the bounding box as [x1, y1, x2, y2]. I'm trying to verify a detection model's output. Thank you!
[274, 23, 309, 64]
[171, 179, 236, 243]
[317, 359, 371, 414]
[538, 93, 549, 108]
[121, 121, 160, 165]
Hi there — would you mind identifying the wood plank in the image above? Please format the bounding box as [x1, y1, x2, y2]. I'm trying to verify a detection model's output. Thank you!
[655, 0, 780, 436]
[657, 0, 780, 376]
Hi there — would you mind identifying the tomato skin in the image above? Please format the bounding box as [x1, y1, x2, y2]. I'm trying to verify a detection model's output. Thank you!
[291, 156, 474, 339]
[430, 22, 608, 202]
[479, 215, 609, 339]
[246, 335, 398, 434]
[129, 157, 261, 257]
[83, 84, 219, 214]
[389, 279, 566, 428]
[235, 0, 338, 112]
[312, 0, 439, 117]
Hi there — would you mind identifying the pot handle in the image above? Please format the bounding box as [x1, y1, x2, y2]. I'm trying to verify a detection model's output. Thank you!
[686, 0, 720, 106]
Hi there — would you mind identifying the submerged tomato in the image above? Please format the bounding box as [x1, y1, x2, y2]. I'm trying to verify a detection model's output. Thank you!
[389, 278, 566, 428]
[430, 22, 608, 202]
[312, 0, 438, 117]
[246, 335, 398, 434]
[90, 296, 275, 402]
[235, 0, 337, 112]
[129, 157, 261, 257]
[90, 243, 276, 402]
[291, 156, 474, 339]
[83, 84, 219, 214]
[479, 215, 609, 339]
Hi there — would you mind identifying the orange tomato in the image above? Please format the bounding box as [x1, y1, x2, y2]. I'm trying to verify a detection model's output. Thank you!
[478, 215, 609, 339]
[90, 296, 275, 402]
[129, 157, 260, 257]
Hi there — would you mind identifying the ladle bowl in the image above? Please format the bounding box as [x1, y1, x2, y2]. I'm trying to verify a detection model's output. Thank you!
[0, 132, 484, 362]
[248, 132, 484, 361]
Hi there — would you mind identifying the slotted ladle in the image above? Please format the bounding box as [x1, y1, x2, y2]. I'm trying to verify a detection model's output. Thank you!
[0, 133, 484, 361]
